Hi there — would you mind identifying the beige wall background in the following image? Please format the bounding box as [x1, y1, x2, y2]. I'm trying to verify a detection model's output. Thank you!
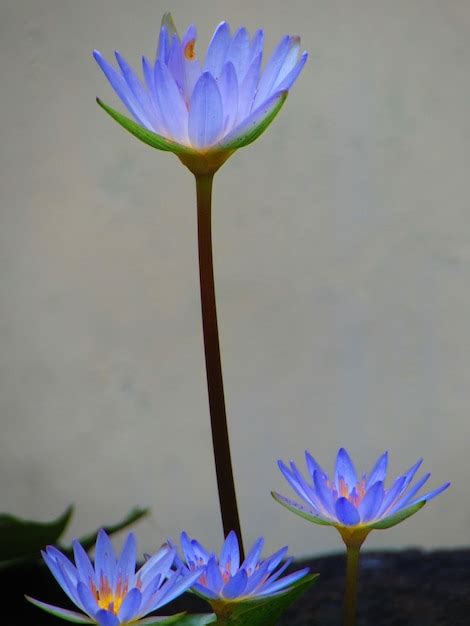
[1, 0, 469, 558]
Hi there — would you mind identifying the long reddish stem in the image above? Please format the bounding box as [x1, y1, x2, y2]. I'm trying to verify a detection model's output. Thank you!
[195, 173, 244, 559]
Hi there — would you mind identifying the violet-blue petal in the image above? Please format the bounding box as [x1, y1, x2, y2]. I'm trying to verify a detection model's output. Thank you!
[115, 51, 154, 120]
[335, 497, 361, 526]
[155, 568, 203, 608]
[94, 530, 116, 584]
[305, 451, 327, 481]
[93, 51, 150, 128]
[220, 530, 240, 574]
[205, 556, 224, 593]
[255, 567, 309, 597]
[116, 532, 137, 586]
[96, 609, 119, 626]
[275, 51, 308, 92]
[272, 36, 301, 90]
[72, 540, 95, 584]
[226, 27, 250, 80]
[396, 473, 431, 511]
[242, 536, 264, 572]
[401, 459, 424, 490]
[253, 35, 293, 107]
[204, 22, 231, 78]
[189, 72, 224, 148]
[358, 481, 384, 522]
[180, 531, 197, 565]
[377, 476, 406, 517]
[76, 582, 98, 618]
[313, 470, 336, 516]
[408, 481, 451, 507]
[249, 29, 264, 64]
[42, 551, 81, 608]
[154, 61, 189, 144]
[265, 546, 288, 572]
[237, 52, 261, 122]
[242, 560, 270, 595]
[218, 89, 286, 149]
[335, 448, 358, 490]
[277, 460, 312, 504]
[118, 588, 141, 622]
[222, 568, 248, 599]
[217, 62, 239, 133]
[190, 538, 212, 563]
[366, 452, 389, 488]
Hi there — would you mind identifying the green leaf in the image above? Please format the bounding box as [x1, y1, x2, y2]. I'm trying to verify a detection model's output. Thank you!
[0, 506, 73, 563]
[73, 506, 149, 552]
[219, 92, 288, 151]
[139, 614, 217, 626]
[216, 573, 319, 626]
[367, 501, 426, 530]
[96, 99, 193, 155]
[271, 491, 335, 527]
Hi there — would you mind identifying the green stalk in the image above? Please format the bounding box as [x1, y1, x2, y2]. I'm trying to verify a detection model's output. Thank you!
[195, 173, 244, 559]
[343, 544, 361, 626]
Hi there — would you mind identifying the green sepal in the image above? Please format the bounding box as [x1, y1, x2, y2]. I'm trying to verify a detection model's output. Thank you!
[96, 98, 193, 155]
[366, 501, 426, 530]
[213, 573, 319, 626]
[271, 491, 335, 527]
[0, 505, 73, 565]
[219, 91, 288, 151]
[24, 597, 93, 623]
[139, 614, 217, 626]
[73, 506, 149, 552]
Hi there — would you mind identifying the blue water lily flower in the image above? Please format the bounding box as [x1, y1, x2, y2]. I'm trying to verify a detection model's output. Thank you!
[94, 13, 307, 174]
[26, 529, 202, 625]
[273, 448, 450, 545]
[175, 530, 309, 603]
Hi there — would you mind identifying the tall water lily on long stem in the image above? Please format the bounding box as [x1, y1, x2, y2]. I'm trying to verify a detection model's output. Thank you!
[94, 13, 307, 558]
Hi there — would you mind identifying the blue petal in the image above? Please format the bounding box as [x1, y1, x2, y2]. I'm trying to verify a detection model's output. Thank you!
[25, 597, 93, 624]
[277, 460, 313, 506]
[94, 530, 116, 585]
[249, 29, 264, 64]
[139, 547, 175, 590]
[218, 89, 286, 149]
[220, 530, 240, 574]
[217, 62, 239, 134]
[237, 53, 261, 122]
[377, 476, 406, 517]
[366, 452, 388, 489]
[180, 531, 197, 565]
[335, 448, 358, 491]
[72, 540, 95, 584]
[358, 481, 384, 522]
[95, 610, 119, 626]
[265, 546, 288, 573]
[118, 588, 141, 622]
[225, 27, 250, 81]
[243, 560, 270, 595]
[275, 51, 308, 92]
[93, 50, 151, 128]
[42, 550, 81, 608]
[222, 569, 248, 599]
[205, 556, 224, 594]
[115, 51, 154, 122]
[305, 450, 327, 480]
[76, 582, 98, 618]
[116, 533, 137, 586]
[255, 567, 309, 597]
[312, 470, 336, 516]
[401, 458, 424, 490]
[407, 481, 451, 507]
[204, 22, 231, 79]
[153, 568, 203, 609]
[395, 473, 431, 511]
[188, 72, 224, 149]
[254, 35, 298, 107]
[190, 538, 212, 563]
[241, 537, 264, 572]
[154, 61, 189, 144]
[335, 497, 360, 526]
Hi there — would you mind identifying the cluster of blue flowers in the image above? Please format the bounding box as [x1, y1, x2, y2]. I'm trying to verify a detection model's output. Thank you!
[27, 13, 450, 626]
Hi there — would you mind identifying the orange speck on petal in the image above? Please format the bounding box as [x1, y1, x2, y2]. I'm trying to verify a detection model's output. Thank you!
[184, 39, 197, 61]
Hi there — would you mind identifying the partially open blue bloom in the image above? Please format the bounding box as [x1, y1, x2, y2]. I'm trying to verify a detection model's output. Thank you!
[273, 448, 450, 542]
[175, 530, 309, 602]
[26, 530, 202, 625]
[94, 13, 307, 170]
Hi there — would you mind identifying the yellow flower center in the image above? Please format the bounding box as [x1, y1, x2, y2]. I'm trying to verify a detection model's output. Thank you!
[91, 575, 128, 615]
